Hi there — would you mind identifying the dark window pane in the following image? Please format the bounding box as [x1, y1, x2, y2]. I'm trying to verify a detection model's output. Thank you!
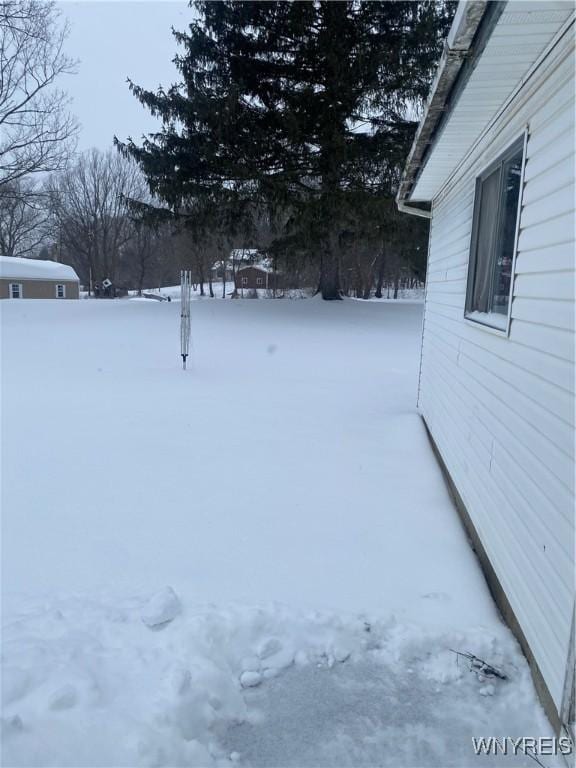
[491, 149, 523, 315]
[470, 168, 501, 313]
[466, 138, 524, 329]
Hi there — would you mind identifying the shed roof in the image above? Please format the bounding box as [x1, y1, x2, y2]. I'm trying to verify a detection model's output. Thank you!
[236, 265, 273, 275]
[398, 0, 575, 204]
[0, 256, 80, 282]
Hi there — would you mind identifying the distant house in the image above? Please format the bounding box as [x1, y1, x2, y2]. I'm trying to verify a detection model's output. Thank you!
[397, 0, 575, 739]
[211, 261, 234, 282]
[234, 265, 281, 291]
[211, 250, 267, 283]
[0, 256, 80, 299]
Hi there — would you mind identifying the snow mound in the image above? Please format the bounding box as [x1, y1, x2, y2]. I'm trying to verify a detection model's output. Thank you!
[141, 586, 182, 628]
[2, 594, 554, 768]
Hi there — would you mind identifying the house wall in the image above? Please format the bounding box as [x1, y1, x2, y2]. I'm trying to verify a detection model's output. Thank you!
[234, 267, 281, 290]
[419, 24, 574, 723]
[0, 279, 80, 299]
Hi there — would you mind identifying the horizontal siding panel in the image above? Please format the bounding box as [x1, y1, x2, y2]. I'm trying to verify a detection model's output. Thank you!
[523, 129, 575, 182]
[426, 228, 471, 263]
[427, 265, 469, 283]
[422, 332, 574, 493]
[426, 249, 469, 273]
[422, 323, 575, 517]
[425, 302, 463, 323]
[420, 369, 573, 632]
[426, 311, 575, 393]
[513, 271, 575, 301]
[511, 296, 574, 331]
[520, 183, 575, 230]
[433, 188, 474, 223]
[420, 336, 574, 536]
[521, 156, 574, 207]
[426, 226, 471, 262]
[491, 444, 574, 564]
[433, 337, 574, 463]
[424, 404, 570, 706]
[422, 337, 575, 521]
[420, 375, 573, 683]
[425, 279, 466, 296]
[458, 336, 574, 424]
[510, 318, 575, 362]
[526, 99, 575, 158]
[517, 210, 574, 251]
[515, 241, 575, 273]
[426, 295, 465, 311]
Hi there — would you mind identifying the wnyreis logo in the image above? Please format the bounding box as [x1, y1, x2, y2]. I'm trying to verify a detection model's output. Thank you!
[472, 736, 573, 757]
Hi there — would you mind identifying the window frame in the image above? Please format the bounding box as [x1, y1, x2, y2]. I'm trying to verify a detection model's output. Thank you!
[464, 129, 528, 337]
[9, 282, 23, 299]
[241, 276, 248, 286]
[256, 276, 263, 287]
[56, 283, 66, 298]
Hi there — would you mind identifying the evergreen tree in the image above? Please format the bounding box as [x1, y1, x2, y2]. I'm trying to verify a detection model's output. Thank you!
[117, 1, 454, 299]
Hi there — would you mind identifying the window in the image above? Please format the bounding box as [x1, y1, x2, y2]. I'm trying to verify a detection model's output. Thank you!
[256, 277, 263, 286]
[241, 277, 248, 286]
[9, 283, 22, 299]
[465, 135, 525, 332]
[56, 284, 66, 298]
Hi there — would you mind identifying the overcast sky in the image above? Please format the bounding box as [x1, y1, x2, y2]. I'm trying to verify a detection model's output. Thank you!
[59, 1, 191, 153]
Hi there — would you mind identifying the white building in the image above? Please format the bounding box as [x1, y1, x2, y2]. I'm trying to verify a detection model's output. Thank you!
[0, 256, 80, 300]
[397, 1, 574, 737]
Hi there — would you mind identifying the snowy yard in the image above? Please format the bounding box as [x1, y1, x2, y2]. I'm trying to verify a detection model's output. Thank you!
[2, 297, 553, 767]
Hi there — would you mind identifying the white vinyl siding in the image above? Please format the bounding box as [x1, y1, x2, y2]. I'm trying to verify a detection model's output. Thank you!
[419, 28, 574, 712]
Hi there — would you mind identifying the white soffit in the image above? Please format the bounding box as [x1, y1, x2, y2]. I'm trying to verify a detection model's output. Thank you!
[410, 1, 575, 201]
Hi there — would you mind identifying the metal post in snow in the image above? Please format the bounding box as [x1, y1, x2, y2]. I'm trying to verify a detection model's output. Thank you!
[180, 270, 192, 370]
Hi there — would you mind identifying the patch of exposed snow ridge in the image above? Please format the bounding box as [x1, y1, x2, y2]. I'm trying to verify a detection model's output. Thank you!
[2, 589, 555, 768]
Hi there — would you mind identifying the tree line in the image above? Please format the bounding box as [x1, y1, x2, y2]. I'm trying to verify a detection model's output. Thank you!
[1, 0, 455, 298]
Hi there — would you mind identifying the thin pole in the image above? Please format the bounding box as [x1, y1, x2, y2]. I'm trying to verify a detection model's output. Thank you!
[180, 270, 191, 370]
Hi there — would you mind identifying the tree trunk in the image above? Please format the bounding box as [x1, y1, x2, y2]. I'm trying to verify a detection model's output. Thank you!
[196, 254, 205, 296]
[208, 276, 214, 298]
[318, 233, 341, 300]
[374, 247, 386, 299]
[137, 258, 146, 296]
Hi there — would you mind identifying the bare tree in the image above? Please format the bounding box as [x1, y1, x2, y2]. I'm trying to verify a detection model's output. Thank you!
[118, 222, 178, 294]
[0, 177, 51, 255]
[0, 0, 77, 187]
[49, 149, 147, 287]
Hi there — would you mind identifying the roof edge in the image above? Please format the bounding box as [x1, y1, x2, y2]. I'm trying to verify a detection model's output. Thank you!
[397, 1, 502, 205]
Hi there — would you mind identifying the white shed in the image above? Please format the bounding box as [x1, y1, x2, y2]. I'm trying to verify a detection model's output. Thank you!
[0, 256, 80, 299]
[397, 0, 574, 738]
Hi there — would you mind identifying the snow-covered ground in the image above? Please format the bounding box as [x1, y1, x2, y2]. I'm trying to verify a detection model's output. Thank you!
[1, 297, 554, 767]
